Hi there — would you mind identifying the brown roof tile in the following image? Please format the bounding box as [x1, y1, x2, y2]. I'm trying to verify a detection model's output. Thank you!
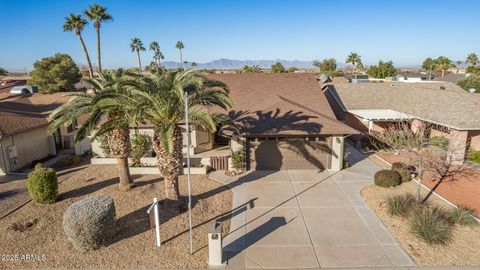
[0, 92, 70, 137]
[207, 73, 356, 136]
[328, 82, 480, 130]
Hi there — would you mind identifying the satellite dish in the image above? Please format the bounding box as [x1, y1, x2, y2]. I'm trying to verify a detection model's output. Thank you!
[469, 88, 476, 93]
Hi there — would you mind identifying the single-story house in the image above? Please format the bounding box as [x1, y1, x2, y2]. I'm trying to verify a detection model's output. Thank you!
[323, 81, 480, 164]
[91, 73, 357, 171]
[0, 92, 90, 174]
[208, 73, 357, 171]
[396, 72, 428, 82]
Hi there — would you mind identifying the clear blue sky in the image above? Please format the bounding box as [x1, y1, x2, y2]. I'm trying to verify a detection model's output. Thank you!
[1, 0, 479, 71]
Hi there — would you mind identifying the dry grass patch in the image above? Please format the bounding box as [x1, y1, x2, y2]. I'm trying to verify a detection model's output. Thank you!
[361, 181, 480, 266]
[0, 165, 232, 269]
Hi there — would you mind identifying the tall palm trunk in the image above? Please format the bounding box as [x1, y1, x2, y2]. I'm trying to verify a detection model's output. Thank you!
[137, 50, 142, 70]
[96, 24, 102, 73]
[108, 124, 133, 191]
[152, 126, 183, 208]
[179, 50, 183, 69]
[441, 69, 445, 77]
[77, 32, 94, 78]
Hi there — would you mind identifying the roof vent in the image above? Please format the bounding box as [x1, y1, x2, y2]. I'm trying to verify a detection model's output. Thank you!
[440, 86, 446, 90]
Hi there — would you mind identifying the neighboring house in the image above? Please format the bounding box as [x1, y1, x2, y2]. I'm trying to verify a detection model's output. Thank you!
[344, 73, 370, 83]
[323, 81, 480, 164]
[433, 72, 466, 83]
[208, 73, 356, 171]
[0, 92, 90, 175]
[396, 72, 428, 82]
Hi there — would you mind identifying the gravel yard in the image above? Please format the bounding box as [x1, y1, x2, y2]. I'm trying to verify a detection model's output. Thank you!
[361, 181, 480, 266]
[0, 165, 232, 269]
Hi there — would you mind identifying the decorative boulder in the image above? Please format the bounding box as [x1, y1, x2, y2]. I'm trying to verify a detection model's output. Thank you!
[63, 195, 116, 251]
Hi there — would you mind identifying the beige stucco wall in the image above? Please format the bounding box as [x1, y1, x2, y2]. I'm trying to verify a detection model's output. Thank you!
[468, 131, 480, 150]
[91, 125, 215, 157]
[0, 126, 53, 173]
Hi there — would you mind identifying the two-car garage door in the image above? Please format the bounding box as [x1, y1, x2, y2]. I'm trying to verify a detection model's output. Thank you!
[248, 137, 331, 170]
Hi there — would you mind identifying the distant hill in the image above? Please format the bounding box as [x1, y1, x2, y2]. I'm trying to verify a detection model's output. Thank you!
[162, 58, 320, 70]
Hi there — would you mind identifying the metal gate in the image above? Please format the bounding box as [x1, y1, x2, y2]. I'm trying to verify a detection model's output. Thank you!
[210, 156, 229, 171]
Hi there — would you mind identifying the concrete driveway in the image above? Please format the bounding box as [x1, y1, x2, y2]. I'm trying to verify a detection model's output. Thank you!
[221, 148, 415, 268]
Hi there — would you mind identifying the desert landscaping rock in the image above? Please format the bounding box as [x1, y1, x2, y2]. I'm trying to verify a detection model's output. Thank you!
[63, 195, 116, 251]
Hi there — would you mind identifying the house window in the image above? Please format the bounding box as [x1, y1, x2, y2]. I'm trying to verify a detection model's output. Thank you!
[67, 119, 78, 133]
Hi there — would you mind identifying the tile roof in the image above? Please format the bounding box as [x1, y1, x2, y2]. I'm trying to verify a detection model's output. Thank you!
[0, 92, 70, 137]
[206, 73, 356, 136]
[326, 82, 480, 130]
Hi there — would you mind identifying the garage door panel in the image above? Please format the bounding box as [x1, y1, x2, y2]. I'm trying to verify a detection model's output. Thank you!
[250, 138, 331, 170]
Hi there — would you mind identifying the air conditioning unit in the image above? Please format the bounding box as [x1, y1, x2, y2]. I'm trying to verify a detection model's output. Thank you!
[7, 145, 18, 159]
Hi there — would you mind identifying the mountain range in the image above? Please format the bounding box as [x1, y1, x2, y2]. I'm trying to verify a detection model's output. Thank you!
[161, 58, 332, 70]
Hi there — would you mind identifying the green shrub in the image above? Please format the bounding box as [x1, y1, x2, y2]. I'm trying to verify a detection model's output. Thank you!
[131, 133, 150, 166]
[97, 135, 111, 157]
[57, 155, 81, 168]
[409, 206, 452, 245]
[448, 207, 478, 226]
[429, 136, 449, 150]
[374, 170, 402, 187]
[231, 149, 246, 172]
[467, 149, 480, 164]
[387, 193, 417, 217]
[391, 162, 415, 182]
[27, 165, 58, 204]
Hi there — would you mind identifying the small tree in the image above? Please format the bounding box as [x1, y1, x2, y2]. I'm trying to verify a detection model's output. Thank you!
[457, 74, 480, 93]
[28, 54, 81, 93]
[422, 57, 436, 80]
[0, 67, 7, 76]
[435, 56, 453, 78]
[313, 58, 337, 76]
[367, 60, 397, 78]
[271, 62, 285, 73]
[369, 121, 464, 202]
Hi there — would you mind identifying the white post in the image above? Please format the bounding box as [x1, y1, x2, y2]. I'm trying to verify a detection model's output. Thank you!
[154, 198, 161, 247]
[184, 91, 194, 255]
[147, 198, 161, 247]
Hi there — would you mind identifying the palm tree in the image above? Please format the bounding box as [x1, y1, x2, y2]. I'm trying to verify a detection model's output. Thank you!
[175, 41, 184, 68]
[131, 38, 146, 70]
[455, 60, 462, 73]
[84, 4, 113, 73]
[345, 52, 362, 80]
[129, 69, 233, 207]
[466, 53, 479, 67]
[63, 14, 94, 78]
[49, 70, 137, 190]
[435, 56, 453, 77]
[149, 41, 164, 67]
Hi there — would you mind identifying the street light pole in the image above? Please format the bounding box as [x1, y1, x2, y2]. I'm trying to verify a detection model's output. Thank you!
[184, 90, 193, 255]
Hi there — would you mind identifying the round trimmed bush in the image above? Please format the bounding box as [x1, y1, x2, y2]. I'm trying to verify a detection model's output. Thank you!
[391, 162, 415, 182]
[27, 165, 58, 204]
[374, 170, 402, 188]
[63, 195, 116, 252]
